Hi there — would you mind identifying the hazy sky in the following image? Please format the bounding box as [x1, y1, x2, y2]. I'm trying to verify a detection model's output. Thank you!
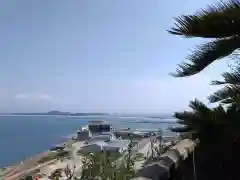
[0, 0, 231, 113]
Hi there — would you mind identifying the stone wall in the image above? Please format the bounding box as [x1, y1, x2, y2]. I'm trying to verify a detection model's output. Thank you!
[131, 139, 196, 180]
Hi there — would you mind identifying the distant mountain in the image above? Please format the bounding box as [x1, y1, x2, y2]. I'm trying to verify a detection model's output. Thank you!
[47, 111, 70, 115]
[8, 111, 108, 116]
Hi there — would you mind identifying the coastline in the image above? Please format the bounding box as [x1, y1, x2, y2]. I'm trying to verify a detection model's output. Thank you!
[1, 116, 178, 179]
[3, 138, 74, 180]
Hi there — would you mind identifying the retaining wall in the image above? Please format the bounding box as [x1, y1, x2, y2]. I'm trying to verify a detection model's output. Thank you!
[131, 139, 196, 180]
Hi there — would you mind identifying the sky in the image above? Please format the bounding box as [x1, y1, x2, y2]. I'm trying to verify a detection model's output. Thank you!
[0, 0, 232, 114]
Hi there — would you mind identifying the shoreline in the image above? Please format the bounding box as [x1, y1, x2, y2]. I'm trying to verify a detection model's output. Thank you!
[3, 137, 75, 179]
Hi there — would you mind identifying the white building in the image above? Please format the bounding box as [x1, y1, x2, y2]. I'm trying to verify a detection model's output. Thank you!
[81, 141, 107, 153]
[104, 140, 129, 153]
[81, 140, 130, 154]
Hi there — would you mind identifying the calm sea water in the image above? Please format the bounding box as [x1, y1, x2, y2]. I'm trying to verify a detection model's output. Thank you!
[0, 115, 177, 167]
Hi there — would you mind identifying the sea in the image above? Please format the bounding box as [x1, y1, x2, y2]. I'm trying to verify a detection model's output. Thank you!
[0, 115, 178, 167]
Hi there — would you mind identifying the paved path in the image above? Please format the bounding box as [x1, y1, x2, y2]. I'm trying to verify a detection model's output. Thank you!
[38, 141, 85, 180]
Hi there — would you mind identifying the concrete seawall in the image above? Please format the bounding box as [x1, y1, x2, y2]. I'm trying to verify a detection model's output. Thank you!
[131, 139, 196, 180]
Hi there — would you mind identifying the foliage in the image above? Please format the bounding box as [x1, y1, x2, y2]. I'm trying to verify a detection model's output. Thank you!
[22, 176, 33, 180]
[78, 139, 135, 180]
[173, 99, 235, 141]
[63, 164, 75, 180]
[168, 0, 240, 77]
[38, 151, 70, 163]
[48, 168, 63, 180]
[207, 65, 240, 107]
[172, 99, 240, 179]
[168, 1, 240, 179]
[143, 137, 171, 166]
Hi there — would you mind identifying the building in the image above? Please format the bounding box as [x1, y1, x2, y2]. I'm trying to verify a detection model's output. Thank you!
[88, 121, 111, 137]
[80, 139, 130, 154]
[87, 132, 116, 142]
[77, 130, 89, 141]
[104, 140, 130, 153]
[81, 141, 107, 153]
[88, 134, 111, 142]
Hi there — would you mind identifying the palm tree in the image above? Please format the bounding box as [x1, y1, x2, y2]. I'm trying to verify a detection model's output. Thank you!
[168, 1, 240, 179]
[168, 0, 240, 77]
[172, 99, 228, 146]
[208, 66, 240, 105]
[172, 99, 240, 180]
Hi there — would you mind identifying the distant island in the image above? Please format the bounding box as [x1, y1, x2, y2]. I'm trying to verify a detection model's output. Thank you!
[2, 111, 108, 116]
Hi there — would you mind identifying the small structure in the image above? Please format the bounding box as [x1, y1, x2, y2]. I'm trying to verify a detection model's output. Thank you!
[88, 134, 111, 142]
[105, 140, 130, 153]
[88, 121, 111, 137]
[81, 140, 130, 154]
[77, 130, 89, 141]
[81, 141, 108, 153]
[49, 144, 65, 152]
[114, 128, 162, 142]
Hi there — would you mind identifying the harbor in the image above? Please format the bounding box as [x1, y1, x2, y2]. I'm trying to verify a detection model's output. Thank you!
[3, 120, 179, 180]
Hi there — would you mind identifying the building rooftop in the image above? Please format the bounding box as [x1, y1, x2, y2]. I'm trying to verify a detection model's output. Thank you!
[107, 140, 130, 147]
[88, 120, 110, 124]
[85, 139, 130, 149]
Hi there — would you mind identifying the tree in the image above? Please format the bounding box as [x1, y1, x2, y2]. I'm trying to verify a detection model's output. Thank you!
[168, 1, 240, 179]
[78, 148, 135, 180]
[172, 99, 240, 180]
[48, 169, 63, 180]
[208, 66, 240, 106]
[63, 164, 75, 180]
[168, 0, 240, 77]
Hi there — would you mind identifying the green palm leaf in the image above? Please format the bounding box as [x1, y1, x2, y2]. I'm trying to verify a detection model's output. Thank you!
[168, 0, 240, 38]
[208, 85, 240, 103]
[188, 99, 211, 113]
[171, 36, 240, 77]
[173, 99, 215, 134]
[172, 99, 240, 145]
[211, 68, 240, 85]
[170, 126, 192, 133]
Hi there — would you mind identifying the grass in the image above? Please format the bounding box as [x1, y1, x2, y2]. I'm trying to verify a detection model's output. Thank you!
[37, 151, 70, 163]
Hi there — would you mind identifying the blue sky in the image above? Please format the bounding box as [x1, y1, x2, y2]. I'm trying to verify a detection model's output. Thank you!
[0, 0, 231, 113]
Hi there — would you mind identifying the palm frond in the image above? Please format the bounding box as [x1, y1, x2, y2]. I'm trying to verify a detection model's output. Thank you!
[213, 105, 225, 114]
[168, 0, 240, 38]
[174, 112, 201, 134]
[208, 85, 240, 103]
[174, 100, 212, 130]
[189, 99, 212, 113]
[211, 80, 226, 85]
[170, 126, 192, 133]
[221, 98, 235, 104]
[211, 68, 240, 85]
[174, 111, 195, 123]
[171, 36, 240, 77]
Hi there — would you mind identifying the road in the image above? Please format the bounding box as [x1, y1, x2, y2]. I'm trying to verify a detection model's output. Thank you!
[38, 141, 85, 180]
